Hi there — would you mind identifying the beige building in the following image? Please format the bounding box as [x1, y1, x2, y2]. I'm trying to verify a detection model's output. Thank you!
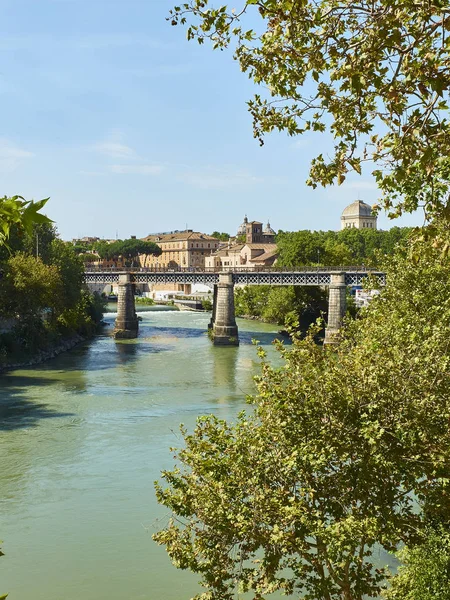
[206, 218, 277, 270]
[341, 200, 377, 230]
[140, 230, 220, 269]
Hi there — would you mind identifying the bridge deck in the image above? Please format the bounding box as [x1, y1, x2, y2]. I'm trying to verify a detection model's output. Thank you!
[85, 268, 385, 287]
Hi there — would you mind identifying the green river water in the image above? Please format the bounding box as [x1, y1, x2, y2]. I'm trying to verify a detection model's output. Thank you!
[0, 307, 283, 600]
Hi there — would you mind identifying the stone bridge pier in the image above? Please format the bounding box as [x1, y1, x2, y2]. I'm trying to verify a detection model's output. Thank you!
[324, 273, 347, 345]
[209, 272, 239, 346]
[113, 273, 139, 339]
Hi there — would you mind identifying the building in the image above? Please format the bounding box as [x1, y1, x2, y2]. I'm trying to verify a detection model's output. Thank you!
[341, 200, 377, 230]
[140, 230, 220, 269]
[72, 236, 100, 245]
[245, 220, 276, 244]
[205, 217, 278, 270]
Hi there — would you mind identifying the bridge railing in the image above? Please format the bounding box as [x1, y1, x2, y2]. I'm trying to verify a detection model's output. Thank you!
[84, 265, 377, 273]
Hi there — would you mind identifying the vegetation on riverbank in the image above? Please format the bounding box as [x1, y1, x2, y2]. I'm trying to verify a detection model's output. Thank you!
[235, 228, 407, 329]
[135, 296, 155, 305]
[155, 224, 450, 600]
[0, 221, 106, 365]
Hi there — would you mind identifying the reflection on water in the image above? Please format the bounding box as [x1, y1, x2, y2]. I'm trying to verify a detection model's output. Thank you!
[0, 308, 282, 600]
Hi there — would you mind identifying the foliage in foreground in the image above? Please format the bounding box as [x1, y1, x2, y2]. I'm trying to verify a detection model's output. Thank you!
[154, 230, 450, 599]
[0, 195, 52, 250]
[385, 527, 450, 600]
[170, 1, 450, 222]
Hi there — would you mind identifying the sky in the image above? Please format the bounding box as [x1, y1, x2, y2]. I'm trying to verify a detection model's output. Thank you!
[0, 0, 423, 240]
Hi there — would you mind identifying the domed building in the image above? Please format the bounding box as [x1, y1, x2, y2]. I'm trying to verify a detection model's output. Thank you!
[263, 220, 276, 236]
[340, 200, 377, 230]
[237, 215, 248, 237]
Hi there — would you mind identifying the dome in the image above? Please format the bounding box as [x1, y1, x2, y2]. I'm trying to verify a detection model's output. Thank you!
[341, 200, 373, 218]
[263, 220, 276, 235]
[237, 215, 248, 236]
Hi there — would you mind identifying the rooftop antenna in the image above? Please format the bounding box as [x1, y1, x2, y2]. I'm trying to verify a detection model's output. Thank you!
[116, 229, 118, 240]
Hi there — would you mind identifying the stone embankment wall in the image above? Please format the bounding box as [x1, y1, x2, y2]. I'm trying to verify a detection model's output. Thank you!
[0, 334, 86, 374]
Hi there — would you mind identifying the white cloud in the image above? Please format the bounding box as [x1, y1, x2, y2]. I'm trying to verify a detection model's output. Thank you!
[93, 141, 136, 160]
[178, 167, 262, 190]
[109, 164, 164, 175]
[0, 138, 34, 172]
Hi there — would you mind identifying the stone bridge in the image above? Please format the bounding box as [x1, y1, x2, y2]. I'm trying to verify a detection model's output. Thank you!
[85, 268, 385, 345]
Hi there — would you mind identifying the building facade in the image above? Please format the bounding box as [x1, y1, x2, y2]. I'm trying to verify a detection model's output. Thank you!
[340, 200, 377, 230]
[205, 218, 277, 270]
[140, 230, 220, 269]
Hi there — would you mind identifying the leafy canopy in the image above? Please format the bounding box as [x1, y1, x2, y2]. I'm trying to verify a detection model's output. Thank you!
[170, 0, 450, 220]
[155, 228, 450, 599]
[276, 227, 412, 267]
[93, 238, 162, 261]
[0, 196, 52, 249]
[385, 527, 450, 600]
[211, 231, 231, 241]
[0, 253, 63, 318]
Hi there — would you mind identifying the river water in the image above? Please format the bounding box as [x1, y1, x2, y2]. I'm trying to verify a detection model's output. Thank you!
[0, 307, 283, 600]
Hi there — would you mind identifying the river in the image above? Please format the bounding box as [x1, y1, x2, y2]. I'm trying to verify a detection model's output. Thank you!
[0, 307, 283, 600]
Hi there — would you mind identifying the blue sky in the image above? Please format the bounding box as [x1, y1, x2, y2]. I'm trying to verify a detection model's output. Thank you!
[0, 0, 422, 240]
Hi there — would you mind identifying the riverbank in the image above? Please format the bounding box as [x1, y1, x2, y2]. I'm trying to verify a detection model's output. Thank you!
[237, 313, 272, 322]
[0, 331, 94, 374]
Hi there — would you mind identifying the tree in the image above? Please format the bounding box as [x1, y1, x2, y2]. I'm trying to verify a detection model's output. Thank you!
[47, 239, 84, 309]
[385, 527, 450, 600]
[170, 1, 450, 221]
[275, 228, 412, 268]
[155, 229, 450, 599]
[0, 196, 52, 250]
[0, 253, 62, 320]
[276, 230, 329, 266]
[93, 239, 161, 264]
[211, 231, 231, 241]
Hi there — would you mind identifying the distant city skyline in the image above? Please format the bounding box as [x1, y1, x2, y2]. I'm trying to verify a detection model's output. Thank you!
[0, 0, 423, 240]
